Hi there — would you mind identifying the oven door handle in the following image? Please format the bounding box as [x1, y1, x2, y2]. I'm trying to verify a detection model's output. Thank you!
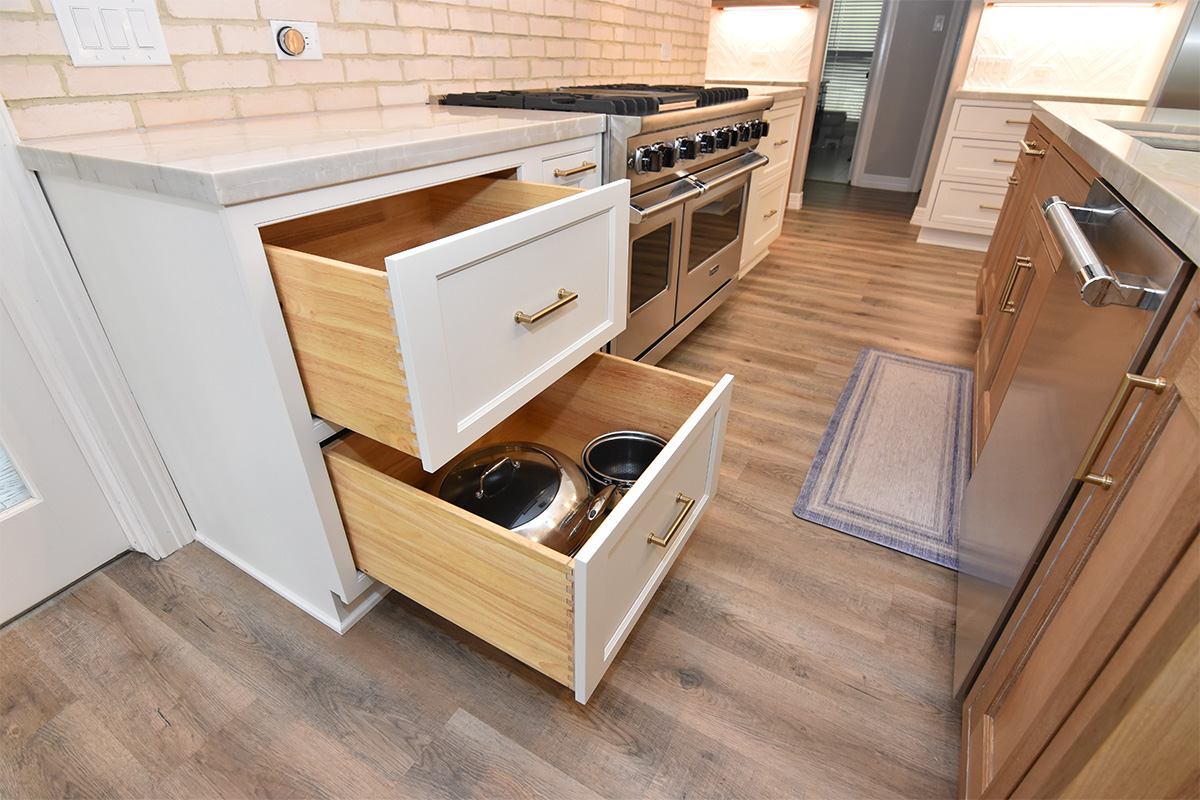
[688, 151, 770, 194]
[629, 182, 703, 224]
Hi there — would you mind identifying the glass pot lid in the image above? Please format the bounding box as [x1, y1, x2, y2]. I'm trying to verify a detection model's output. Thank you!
[436, 443, 567, 530]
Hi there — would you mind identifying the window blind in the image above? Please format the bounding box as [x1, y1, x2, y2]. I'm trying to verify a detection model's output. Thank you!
[820, 0, 884, 121]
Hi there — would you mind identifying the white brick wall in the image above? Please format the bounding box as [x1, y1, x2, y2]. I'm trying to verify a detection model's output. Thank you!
[1, 0, 710, 139]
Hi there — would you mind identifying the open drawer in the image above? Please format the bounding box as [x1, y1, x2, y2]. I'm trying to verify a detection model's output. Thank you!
[262, 176, 630, 472]
[322, 353, 733, 703]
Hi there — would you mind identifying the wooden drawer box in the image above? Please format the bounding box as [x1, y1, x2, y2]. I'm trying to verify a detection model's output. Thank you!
[323, 353, 734, 702]
[262, 176, 630, 471]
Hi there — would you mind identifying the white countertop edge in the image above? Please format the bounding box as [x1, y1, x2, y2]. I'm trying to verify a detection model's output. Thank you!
[1032, 101, 1200, 264]
[17, 106, 606, 206]
[956, 89, 1148, 106]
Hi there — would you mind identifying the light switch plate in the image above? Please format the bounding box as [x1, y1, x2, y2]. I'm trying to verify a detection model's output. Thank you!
[51, 0, 171, 67]
[269, 20, 322, 60]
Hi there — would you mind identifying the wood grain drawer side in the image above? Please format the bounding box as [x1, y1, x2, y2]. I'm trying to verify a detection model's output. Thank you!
[263, 175, 630, 472]
[324, 352, 733, 703]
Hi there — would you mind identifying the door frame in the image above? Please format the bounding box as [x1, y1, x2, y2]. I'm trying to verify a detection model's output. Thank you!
[850, 0, 967, 192]
[0, 99, 192, 559]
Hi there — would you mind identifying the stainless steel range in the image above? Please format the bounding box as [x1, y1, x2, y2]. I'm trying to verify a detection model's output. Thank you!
[441, 84, 773, 363]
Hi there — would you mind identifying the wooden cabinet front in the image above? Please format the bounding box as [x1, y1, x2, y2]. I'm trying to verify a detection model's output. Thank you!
[961, 284, 1200, 798]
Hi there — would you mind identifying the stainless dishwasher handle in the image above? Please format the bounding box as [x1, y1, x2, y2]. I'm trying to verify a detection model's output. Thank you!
[1042, 196, 1166, 310]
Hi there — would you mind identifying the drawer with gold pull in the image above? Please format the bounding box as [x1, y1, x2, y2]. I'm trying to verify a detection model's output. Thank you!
[261, 175, 630, 471]
[323, 352, 734, 702]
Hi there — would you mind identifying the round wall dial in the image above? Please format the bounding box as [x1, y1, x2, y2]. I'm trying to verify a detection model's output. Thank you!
[277, 26, 306, 57]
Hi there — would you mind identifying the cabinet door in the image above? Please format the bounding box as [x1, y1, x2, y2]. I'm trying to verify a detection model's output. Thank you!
[961, 286, 1199, 798]
[975, 123, 1046, 326]
[973, 208, 1054, 460]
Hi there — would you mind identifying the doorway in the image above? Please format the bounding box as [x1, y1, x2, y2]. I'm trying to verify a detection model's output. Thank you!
[808, 0, 885, 183]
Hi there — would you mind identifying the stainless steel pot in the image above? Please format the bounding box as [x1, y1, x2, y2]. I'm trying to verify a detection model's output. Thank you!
[582, 430, 667, 491]
[435, 442, 616, 555]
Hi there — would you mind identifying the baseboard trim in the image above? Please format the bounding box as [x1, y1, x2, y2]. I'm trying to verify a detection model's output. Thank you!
[916, 226, 992, 253]
[195, 534, 389, 634]
[910, 205, 929, 226]
[853, 174, 917, 192]
[788, 191, 803, 211]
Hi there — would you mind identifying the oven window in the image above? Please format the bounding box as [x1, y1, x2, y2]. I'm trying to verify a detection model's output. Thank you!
[630, 222, 673, 312]
[687, 187, 744, 270]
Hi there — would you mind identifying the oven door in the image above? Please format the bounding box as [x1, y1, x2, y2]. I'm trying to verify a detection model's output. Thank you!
[676, 151, 767, 319]
[610, 178, 700, 360]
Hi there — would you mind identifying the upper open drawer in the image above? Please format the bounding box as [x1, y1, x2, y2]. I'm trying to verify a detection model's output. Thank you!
[262, 175, 631, 471]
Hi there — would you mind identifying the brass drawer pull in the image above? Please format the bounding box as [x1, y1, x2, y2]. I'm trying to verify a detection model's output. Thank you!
[514, 288, 577, 324]
[648, 493, 695, 547]
[999, 255, 1033, 313]
[1075, 373, 1167, 488]
[764, 208, 778, 219]
[994, 157, 1018, 164]
[1007, 175, 1020, 186]
[1005, 118, 1027, 124]
[980, 204, 1004, 211]
[1021, 140, 1046, 157]
[553, 161, 596, 178]
[774, 139, 790, 146]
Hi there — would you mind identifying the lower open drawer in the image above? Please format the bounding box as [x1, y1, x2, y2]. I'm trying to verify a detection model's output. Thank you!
[323, 353, 733, 703]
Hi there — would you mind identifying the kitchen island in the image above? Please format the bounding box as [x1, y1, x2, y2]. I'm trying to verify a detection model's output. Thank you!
[957, 99, 1199, 797]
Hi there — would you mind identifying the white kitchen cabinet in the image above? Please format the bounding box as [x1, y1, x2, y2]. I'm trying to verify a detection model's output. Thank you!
[741, 95, 803, 276]
[917, 98, 1033, 252]
[31, 122, 733, 703]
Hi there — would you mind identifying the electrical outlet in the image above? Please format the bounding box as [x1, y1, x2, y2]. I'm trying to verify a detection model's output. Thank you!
[933, 14, 945, 32]
[270, 20, 322, 60]
[51, 0, 171, 67]
[660, 41, 672, 62]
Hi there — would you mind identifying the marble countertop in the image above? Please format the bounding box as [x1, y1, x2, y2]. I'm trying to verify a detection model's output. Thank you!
[1032, 102, 1200, 262]
[17, 104, 606, 206]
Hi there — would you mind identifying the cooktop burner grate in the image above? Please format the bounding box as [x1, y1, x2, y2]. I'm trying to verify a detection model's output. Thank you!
[440, 85, 752, 116]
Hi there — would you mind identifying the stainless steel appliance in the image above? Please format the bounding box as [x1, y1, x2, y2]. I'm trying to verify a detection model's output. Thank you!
[954, 179, 1194, 697]
[440, 85, 773, 362]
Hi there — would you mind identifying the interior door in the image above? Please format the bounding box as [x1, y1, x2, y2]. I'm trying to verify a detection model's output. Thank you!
[0, 297, 128, 623]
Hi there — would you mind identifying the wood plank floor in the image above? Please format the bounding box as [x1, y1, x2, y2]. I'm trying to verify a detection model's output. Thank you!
[1, 181, 983, 799]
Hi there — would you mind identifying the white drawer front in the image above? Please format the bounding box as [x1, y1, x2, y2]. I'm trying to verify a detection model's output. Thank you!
[943, 137, 1021, 182]
[952, 102, 1032, 138]
[542, 146, 602, 190]
[574, 373, 733, 701]
[929, 181, 1008, 231]
[759, 101, 801, 183]
[388, 180, 630, 470]
[745, 172, 789, 256]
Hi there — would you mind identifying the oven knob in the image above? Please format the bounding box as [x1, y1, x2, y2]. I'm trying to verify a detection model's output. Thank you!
[734, 123, 751, 143]
[713, 127, 732, 150]
[760, 119, 771, 137]
[675, 136, 698, 160]
[697, 132, 716, 154]
[653, 142, 677, 169]
[631, 145, 664, 173]
[749, 119, 763, 139]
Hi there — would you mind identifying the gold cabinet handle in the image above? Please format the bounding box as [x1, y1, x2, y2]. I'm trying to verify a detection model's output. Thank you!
[648, 493, 695, 547]
[1007, 175, 1020, 186]
[774, 138, 790, 146]
[994, 157, 1018, 164]
[514, 288, 577, 324]
[763, 208, 778, 219]
[999, 255, 1032, 313]
[980, 204, 1004, 211]
[1005, 118, 1027, 125]
[553, 161, 596, 178]
[1021, 140, 1046, 157]
[1075, 373, 1167, 488]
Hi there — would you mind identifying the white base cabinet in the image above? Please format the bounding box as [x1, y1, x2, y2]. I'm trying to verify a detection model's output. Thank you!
[741, 95, 803, 276]
[32, 132, 730, 701]
[916, 98, 1033, 250]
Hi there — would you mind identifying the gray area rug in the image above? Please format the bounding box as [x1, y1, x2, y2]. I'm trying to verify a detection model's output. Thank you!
[793, 348, 972, 570]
